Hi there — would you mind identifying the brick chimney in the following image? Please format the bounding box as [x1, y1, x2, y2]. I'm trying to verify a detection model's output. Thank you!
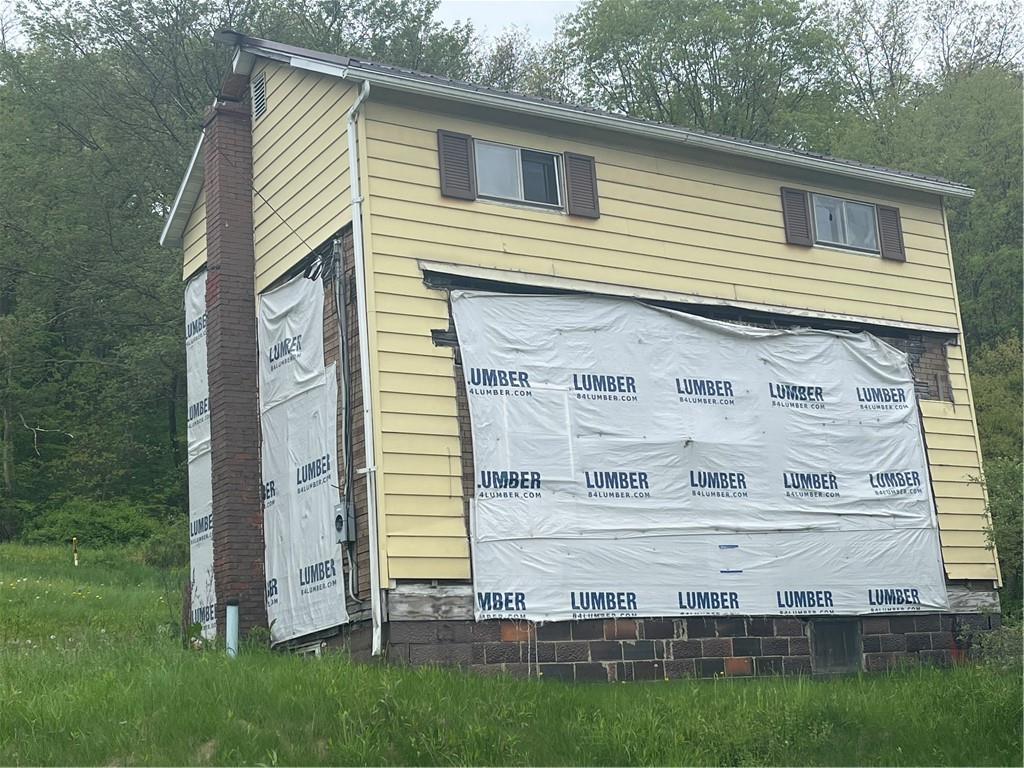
[202, 98, 266, 636]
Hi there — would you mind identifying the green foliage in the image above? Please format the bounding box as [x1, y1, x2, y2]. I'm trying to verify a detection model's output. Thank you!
[967, 621, 1024, 671]
[1, 543, 1022, 766]
[141, 516, 190, 569]
[972, 336, 1024, 464]
[980, 457, 1024, 615]
[563, 0, 843, 148]
[23, 498, 160, 547]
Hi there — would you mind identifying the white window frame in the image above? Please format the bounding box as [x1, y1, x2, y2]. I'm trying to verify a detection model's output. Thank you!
[475, 140, 563, 209]
[811, 193, 880, 255]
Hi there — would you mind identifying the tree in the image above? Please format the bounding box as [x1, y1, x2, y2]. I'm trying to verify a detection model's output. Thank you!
[561, 0, 843, 149]
[923, 0, 1024, 77]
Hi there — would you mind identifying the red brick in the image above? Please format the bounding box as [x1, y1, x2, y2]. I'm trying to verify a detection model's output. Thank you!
[604, 619, 638, 639]
[724, 657, 753, 676]
[500, 621, 535, 642]
[203, 98, 265, 636]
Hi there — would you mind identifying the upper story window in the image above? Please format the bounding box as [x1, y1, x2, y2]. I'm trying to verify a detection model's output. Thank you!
[437, 129, 600, 219]
[812, 194, 878, 253]
[476, 141, 561, 207]
[781, 186, 905, 262]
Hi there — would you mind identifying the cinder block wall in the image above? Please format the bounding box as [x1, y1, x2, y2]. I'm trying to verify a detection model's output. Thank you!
[382, 613, 1000, 680]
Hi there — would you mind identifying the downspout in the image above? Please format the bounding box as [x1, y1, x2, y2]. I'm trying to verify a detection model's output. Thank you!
[346, 79, 384, 655]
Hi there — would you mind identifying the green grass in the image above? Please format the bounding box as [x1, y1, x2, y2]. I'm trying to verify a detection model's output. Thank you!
[1, 544, 1021, 766]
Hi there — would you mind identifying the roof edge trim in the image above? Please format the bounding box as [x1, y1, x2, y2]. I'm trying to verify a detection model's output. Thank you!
[160, 133, 205, 248]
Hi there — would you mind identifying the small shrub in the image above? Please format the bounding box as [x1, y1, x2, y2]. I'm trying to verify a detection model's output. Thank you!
[969, 622, 1023, 670]
[23, 498, 158, 547]
[141, 516, 189, 569]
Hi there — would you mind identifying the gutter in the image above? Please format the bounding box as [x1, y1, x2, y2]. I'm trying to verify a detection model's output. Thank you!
[346, 79, 385, 655]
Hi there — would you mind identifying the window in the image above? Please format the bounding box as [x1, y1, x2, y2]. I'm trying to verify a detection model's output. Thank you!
[475, 141, 561, 207]
[812, 194, 879, 253]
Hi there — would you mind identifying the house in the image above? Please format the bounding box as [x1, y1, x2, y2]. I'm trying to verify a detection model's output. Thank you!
[162, 31, 1001, 679]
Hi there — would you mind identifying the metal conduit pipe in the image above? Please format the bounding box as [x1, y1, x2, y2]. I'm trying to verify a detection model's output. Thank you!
[345, 79, 384, 655]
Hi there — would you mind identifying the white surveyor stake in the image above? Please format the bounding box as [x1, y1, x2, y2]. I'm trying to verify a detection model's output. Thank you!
[452, 291, 950, 622]
[259, 275, 348, 644]
[184, 271, 216, 639]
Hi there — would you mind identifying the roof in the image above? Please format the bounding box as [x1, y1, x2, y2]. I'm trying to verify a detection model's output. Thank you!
[161, 30, 974, 247]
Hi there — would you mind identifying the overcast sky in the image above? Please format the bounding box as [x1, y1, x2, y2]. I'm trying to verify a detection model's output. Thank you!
[435, 0, 580, 42]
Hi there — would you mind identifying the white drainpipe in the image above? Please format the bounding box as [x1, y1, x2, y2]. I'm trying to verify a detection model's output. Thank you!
[346, 79, 384, 655]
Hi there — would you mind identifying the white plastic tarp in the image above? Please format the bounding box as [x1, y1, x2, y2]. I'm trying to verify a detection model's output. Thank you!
[258, 276, 326, 413]
[259, 275, 348, 644]
[452, 291, 949, 621]
[185, 271, 216, 638]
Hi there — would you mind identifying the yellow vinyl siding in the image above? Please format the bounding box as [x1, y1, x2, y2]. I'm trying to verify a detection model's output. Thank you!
[251, 61, 356, 291]
[355, 100, 997, 583]
[181, 187, 207, 279]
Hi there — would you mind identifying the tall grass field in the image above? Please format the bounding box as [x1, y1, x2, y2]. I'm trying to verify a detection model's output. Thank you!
[1, 543, 1021, 766]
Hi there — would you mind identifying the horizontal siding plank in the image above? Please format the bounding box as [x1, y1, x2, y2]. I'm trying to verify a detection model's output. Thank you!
[377, 327, 451, 356]
[376, 309, 450, 335]
[383, 473, 465, 496]
[379, 453, 461, 477]
[375, 293, 449, 320]
[388, 556, 471, 580]
[380, 393, 456, 417]
[930, 465, 982, 483]
[382, 433, 462, 456]
[384, 494, 465, 517]
[378, 350, 455, 379]
[925, 448, 983, 468]
[922, 432, 979, 452]
[386, 515, 469, 537]
[922, 417, 978, 437]
[379, 411, 460, 437]
[940, 546, 998, 564]
[388, 536, 470, 558]
[379, 371, 457, 397]
[921, 401, 976, 421]
[931, 481, 986, 500]
[938, 510, 991, 529]
[945, 563, 999, 580]
[939, 530, 991, 548]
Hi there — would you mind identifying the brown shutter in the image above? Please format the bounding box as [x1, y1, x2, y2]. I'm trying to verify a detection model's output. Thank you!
[437, 129, 477, 200]
[564, 152, 600, 218]
[877, 205, 906, 261]
[780, 187, 813, 246]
